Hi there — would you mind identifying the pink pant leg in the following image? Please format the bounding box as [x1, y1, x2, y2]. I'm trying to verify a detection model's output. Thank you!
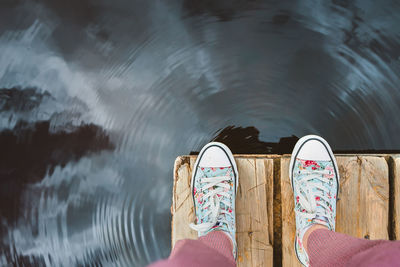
[308, 229, 400, 267]
[148, 231, 235, 267]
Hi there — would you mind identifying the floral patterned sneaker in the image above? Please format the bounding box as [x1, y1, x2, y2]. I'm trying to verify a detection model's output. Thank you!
[289, 135, 340, 267]
[189, 142, 239, 259]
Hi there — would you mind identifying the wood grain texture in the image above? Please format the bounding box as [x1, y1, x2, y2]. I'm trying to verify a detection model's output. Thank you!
[335, 156, 389, 240]
[391, 156, 400, 240]
[171, 155, 275, 267]
[236, 158, 274, 267]
[280, 156, 301, 267]
[171, 156, 197, 246]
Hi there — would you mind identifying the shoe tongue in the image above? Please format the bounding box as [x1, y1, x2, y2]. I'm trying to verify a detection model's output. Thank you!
[200, 168, 231, 192]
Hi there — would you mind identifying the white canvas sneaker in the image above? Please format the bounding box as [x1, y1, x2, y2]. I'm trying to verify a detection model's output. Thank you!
[289, 135, 340, 266]
[189, 142, 239, 259]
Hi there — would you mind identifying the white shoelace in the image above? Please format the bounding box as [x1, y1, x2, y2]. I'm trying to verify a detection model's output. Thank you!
[190, 175, 234, 234]
[294, 170, 334, 227]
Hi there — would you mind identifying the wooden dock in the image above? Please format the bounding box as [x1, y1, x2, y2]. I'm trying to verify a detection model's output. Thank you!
[172, 155, 400, 267]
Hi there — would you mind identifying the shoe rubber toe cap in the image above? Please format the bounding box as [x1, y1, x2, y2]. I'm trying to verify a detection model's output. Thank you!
[198, 146, 231, 167]
[297, 139, 331, 161]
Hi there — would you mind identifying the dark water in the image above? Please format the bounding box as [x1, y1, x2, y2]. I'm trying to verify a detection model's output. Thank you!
[1, 0, 400, 266]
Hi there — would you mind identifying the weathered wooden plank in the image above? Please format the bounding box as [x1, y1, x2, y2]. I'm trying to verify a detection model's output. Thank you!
[171, 156, 197, 246]
[272, 158, 282, 267]
[280, 156, 301, 267]
[336, 156, 389, 239]
[281, 155, 390, 266]
[236, 158, 274, 267]
[390, 156, 400, 240]
[171, 156, 274, 267]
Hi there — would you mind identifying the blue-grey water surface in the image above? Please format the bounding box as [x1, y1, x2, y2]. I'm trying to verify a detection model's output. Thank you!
[1, 0, 400, 266]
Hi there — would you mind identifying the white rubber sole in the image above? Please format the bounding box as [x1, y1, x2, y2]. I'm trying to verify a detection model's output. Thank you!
[191, 142, 239, 203]
[289, 135, 340, 193]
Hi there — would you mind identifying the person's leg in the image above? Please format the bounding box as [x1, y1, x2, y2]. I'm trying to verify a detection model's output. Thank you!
[149, 231, 235, 267]
[305, 227, 400, 267]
